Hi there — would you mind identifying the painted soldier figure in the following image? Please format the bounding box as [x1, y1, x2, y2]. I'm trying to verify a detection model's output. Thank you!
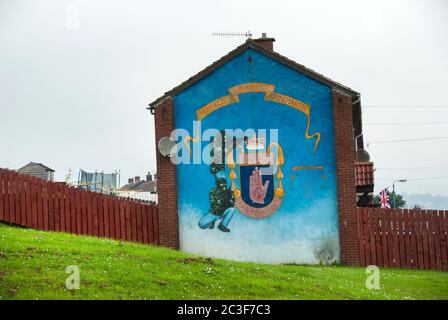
[198, 178, 235, 232]
[198, 132, 236, 232]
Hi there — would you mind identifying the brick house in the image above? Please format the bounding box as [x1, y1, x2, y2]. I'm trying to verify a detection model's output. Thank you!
[148, 34, 370, 265]
[17, 162, 55, 182]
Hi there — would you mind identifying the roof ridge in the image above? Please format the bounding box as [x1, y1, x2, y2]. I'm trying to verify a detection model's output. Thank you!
[148, 39, 359, 109]
[18, 162, 54, 172]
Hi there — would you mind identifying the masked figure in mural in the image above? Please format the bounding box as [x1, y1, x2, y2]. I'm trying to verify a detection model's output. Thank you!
[198, 131, 236, 232]
[198, 177, 235, 232]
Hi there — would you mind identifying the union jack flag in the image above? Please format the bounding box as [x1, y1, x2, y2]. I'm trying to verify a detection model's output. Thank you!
[379, 188, 390, 208]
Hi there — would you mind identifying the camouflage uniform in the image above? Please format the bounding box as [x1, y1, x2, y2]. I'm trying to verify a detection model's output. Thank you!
[198, 178, 235, 232]
[198, 133, 236, 232]
[209, 181, 235, 216]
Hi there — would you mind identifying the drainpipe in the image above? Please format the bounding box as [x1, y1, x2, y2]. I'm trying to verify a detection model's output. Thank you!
[353, 94, 362, 151]
[355, 131, 363, 151]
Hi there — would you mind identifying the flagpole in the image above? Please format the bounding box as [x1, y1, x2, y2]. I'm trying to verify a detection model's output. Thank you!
[392, 179, 407, 208]
[393, 182, 395, 208]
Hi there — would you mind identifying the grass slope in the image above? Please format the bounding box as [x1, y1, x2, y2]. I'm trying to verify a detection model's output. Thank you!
[0, 223, 447, 300]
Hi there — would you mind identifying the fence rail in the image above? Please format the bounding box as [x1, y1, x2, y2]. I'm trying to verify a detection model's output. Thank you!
[0, 168, 159, 245]
[357, 207, 448, 271]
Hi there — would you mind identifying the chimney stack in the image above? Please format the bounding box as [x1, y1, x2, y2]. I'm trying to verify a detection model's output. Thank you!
[146, 172, 153, 181]
[128, 178, 134, 184]
[253, 32, 275, 51]
[134, 176, 140, 182]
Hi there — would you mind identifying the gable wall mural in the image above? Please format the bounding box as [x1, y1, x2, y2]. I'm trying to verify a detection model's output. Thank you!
[173, 48, 340, 264]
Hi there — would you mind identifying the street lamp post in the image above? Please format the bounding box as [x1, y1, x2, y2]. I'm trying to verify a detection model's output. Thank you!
[392, 179, 407, 208]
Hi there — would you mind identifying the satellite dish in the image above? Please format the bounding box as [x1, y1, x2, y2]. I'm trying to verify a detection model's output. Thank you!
[158, 137, 176, 158]
[356, 148, 371, 162]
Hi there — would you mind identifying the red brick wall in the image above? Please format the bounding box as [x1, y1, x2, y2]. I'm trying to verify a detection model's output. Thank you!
[332, 89, 360, 265]
[153, 97, 179, 249]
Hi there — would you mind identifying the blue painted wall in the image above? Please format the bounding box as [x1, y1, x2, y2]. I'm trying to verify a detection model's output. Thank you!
[173, 48, 339, 264]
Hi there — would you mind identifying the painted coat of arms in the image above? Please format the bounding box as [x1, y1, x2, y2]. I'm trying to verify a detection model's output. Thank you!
[227, 136, 285, 219]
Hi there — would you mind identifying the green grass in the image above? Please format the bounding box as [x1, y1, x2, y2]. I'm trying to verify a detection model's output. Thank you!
[0, 223, 447, 300]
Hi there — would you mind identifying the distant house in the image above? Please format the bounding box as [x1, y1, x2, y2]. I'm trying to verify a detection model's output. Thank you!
[118, 173, 157, 202]
[18, 162, 55, 181]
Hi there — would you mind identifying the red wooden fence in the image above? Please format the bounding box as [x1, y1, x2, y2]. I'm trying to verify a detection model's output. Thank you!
[0, 168, 159, 245]
[357, 207, 448, 271]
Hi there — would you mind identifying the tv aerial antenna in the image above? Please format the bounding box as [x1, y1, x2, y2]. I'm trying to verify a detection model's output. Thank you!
[212, 31, 253, 39]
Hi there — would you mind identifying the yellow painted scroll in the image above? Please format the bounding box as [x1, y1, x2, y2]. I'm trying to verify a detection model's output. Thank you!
[187, 82, 321, 153]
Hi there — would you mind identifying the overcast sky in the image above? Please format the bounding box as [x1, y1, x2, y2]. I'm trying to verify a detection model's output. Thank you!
[1, 0, 447, 196]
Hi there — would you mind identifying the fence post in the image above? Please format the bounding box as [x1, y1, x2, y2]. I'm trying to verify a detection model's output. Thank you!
[19, 173, 26, 225]
[0, 169, 4, 222]
[441, 210, 448, 271]
[433, 210, 442, 271]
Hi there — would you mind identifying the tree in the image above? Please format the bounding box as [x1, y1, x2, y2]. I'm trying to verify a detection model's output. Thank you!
[373, 191, 406, 208]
